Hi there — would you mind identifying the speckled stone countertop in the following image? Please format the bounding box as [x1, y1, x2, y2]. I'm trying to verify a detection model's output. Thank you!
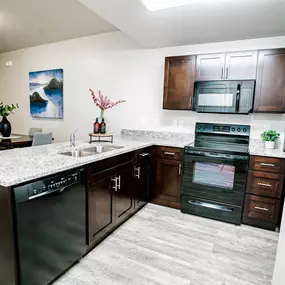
[0, 136, 193, 187]
[249, 146, 285, 159]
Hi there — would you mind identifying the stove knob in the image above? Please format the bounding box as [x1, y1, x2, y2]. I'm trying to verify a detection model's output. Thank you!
[237, 128, 241, 132]
[232, 127, 235, 132]
[243, 128, 247, 132]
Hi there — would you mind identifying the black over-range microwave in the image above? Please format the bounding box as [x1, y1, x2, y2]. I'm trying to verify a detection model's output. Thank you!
[193, 80, 255, 114]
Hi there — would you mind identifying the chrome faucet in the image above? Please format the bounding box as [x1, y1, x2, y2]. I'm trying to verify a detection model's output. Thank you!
[70, 129, 78, 147]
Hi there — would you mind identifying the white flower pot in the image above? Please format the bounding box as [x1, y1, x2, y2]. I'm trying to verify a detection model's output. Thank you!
[265, 141, 275, 149]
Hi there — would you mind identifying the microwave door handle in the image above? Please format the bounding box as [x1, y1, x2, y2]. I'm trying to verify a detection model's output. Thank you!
[235, 84, 241, 112]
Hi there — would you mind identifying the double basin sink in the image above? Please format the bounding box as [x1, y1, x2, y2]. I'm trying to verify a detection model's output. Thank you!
[60, 145, 124, 158]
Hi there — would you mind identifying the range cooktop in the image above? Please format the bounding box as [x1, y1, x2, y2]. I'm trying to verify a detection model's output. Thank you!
[185, 123, 250, 155]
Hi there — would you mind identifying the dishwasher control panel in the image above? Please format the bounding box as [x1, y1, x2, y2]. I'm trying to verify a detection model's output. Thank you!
[14, 169, 82, 203]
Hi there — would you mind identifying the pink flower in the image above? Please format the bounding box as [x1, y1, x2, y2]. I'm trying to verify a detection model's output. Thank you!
[89, 89, 126, 111]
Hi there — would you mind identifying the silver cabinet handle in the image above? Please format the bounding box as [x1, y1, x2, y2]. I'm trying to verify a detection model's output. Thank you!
[178, 164, 182, 175]
[117, 175, 121, 190]
[164, 152, 175, 156]
[255, 206, 269, 211]
[260, 163, 275, 167]
[134, 166, 140, 179]
[139, 153, 150, 157]
[226, 67, 229, 79]
[221, 67, 224, 79]
[257, 182, 272, 187]
[112, 176, 118, 192]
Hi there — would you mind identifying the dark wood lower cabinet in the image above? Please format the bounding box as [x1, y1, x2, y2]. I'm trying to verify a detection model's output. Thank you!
[243, 155, 285, 231]
[88, 175, 115, 246]
[87, 162, 134, 247]
[152, 156, 182, 209]
[114, 164, 134, 225]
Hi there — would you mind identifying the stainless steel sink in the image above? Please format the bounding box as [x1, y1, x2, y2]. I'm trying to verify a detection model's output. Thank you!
[60, 150, 96, 157]
[83, 145, 124, 154]
[59, 145, 124, 157]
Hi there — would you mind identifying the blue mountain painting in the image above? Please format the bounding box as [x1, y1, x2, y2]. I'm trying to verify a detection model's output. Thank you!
[29, 69, 63, 119]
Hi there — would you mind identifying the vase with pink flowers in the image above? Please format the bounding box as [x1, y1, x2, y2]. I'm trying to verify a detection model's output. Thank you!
[89, 89, 126, 133]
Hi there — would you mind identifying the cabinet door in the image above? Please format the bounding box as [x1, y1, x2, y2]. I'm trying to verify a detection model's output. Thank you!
[134, 160, 151, 209]
[114, 163, 134, 224]
[225, 51, 258, 80]
[88, 175, 115, 245]
[152, 158, 182, 209]
[163, 56, 195, 110]
[196, 53, 225, 81]
[254, 49, 285, 112]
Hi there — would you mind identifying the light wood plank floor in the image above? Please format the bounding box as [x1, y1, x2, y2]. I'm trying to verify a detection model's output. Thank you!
[54, 204, 279, 285]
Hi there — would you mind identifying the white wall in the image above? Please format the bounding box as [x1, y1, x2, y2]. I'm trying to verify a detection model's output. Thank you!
[0, 31, 285, 142]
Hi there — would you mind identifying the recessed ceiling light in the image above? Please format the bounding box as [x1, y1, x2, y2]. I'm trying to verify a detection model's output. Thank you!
[141, 0, 195, 11]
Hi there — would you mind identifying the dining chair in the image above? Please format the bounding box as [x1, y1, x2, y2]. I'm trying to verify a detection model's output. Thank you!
[32, 132, 53, 146]
[29, 128, 42, 136]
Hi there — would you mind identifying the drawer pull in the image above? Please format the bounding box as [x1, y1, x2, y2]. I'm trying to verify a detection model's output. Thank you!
[111, 176, 118, 192]
[139, 153, 150, 157]
[254, 206, 269, 211]
[178, 164, 182, 175]
[260, 163, 275, 168]
[164, 152, 175, 156]
[257, 182, 272, 187]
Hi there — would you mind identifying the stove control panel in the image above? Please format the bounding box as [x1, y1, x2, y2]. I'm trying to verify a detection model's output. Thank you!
[196, 123, 250, 136]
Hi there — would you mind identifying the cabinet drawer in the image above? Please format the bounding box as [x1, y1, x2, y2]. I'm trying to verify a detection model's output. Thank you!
[86, 153, 133, 184]
[249, 156, 285, 173]
[156, 146, 183, 161]
[246, 171, 284, 198]
[243, 194, 280, 223]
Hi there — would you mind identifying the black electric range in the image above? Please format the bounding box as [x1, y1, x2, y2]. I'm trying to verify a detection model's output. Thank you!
[181, 122, 250, 225]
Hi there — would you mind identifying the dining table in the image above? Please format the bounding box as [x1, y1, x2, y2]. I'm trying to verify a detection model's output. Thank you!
[0, 134, 33, 149]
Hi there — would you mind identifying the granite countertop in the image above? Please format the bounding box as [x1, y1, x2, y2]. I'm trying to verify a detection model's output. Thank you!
[0, 136, 193, 187]
[1, 128, 284, 187]
[249, 146, 285, 159]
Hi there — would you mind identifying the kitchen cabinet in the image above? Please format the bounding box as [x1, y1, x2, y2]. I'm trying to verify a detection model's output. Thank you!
[133, 148, 152, 209]
[196, 53, 225, 81]
[152, 147, 183, 209]
[243, 155, 285, 230]
[163, 55, 195, 110]
[254, 49, 285, 112]
[225, 51, 258, 80]
[196, 51, 257, 81]
[87, 153, 135, 246]
[114, 164, 134, 225]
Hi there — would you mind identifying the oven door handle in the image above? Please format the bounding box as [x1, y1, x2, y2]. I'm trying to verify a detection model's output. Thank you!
[187, 152, 248, 161]
[189, 200, 234, 212]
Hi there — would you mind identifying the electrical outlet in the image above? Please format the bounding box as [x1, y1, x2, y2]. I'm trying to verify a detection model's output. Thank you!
[172, 120, 177, 127]
[140, 118, 146, 126]
[154, 119, 160, 127]
[178, 120, 184, 127]
[5, 61, 13, 67]
[264, 124, 270, 131]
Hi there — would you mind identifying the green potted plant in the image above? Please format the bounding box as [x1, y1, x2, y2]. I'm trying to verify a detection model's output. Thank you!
[261, 130, 280, 149]
[0, 102, 19, 137]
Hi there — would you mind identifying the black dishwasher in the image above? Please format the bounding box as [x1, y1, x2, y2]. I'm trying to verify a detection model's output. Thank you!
[13, 168, 86, 285]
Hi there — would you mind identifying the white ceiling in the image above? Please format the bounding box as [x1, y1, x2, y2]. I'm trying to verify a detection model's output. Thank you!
[79, 0, 285, 48]
[1, 0, 285, 53]
[0, 0, 117, 53]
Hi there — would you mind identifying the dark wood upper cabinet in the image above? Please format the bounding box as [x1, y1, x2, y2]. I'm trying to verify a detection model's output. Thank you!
[196, 53, 225, 81]
[225, 51, 258, 80]
[163, 55, 195, 110]
[254, 49, 285, 112]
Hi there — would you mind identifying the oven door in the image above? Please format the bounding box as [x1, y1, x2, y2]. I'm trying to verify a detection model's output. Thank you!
[182, 151, 248, 206]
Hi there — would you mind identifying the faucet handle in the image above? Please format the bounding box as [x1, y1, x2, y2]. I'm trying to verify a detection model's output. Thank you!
[72, 129, 79, 134]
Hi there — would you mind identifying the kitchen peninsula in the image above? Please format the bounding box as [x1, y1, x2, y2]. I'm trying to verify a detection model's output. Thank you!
[0, 129, 285, 285]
